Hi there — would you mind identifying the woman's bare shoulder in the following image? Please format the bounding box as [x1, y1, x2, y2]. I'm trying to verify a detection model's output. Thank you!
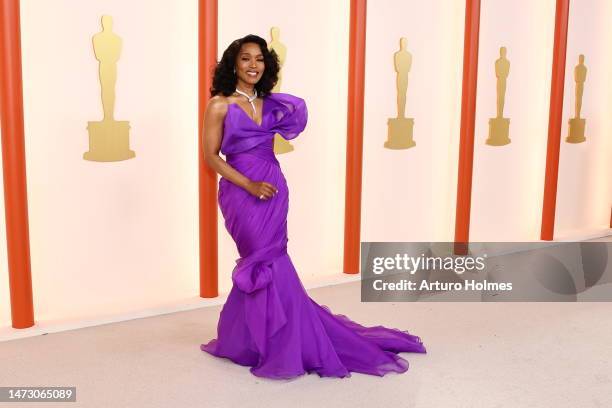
[207, 95, 231, 117]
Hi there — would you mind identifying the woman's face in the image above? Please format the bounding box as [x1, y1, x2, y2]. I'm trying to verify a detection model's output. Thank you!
[235, 42, 265, 87]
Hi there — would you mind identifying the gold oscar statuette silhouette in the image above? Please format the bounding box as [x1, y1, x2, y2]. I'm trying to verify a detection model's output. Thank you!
[84, 15, 135, 162]
[486, 46, 511, 146]
[566, 54, 587, 143]
[384, 37, 415, 149]
[269, 27, 294, 154]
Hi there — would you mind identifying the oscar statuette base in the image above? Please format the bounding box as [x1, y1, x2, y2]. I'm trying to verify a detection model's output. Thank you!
[385, 117, 415, 149]
[566, 118, 586, 143]
[486, 117, 511, 146]
[84, 120, 135, 162]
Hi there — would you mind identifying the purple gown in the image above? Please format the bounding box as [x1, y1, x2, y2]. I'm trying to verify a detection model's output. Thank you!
[200, 92, 426, 379]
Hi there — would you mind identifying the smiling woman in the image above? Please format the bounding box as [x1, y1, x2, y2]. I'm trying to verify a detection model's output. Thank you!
[207, 35, 279, 131]
[199, 34, 426, 380]
[210, 35, 279, 98]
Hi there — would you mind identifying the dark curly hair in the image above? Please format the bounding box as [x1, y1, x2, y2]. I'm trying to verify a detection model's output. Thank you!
[210, 34, 280, 98]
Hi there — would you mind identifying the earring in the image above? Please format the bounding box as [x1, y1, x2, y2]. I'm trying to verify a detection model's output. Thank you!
[233, 67, 236, 74]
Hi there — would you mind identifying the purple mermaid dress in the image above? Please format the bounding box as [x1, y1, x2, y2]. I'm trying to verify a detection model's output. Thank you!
[200, 92, 426, 379]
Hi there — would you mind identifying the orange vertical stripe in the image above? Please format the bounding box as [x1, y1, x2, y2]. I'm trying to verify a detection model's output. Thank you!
[0, 0, 34, 328]
[199, 0, 218, 297]
[454, 0, 481, 255]
[343, 0, 367, 274]
[541, 0, 570, 241]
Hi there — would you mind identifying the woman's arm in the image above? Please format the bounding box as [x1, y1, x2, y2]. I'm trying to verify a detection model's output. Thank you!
[202, 97, 278, 200]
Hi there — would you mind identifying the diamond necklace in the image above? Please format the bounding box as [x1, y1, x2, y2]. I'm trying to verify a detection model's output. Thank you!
[234, 87, 258, 115]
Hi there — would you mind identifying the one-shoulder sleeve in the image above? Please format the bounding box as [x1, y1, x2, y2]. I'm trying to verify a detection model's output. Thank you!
[267, 93, 308, 140]
[220, 92, 308, 156]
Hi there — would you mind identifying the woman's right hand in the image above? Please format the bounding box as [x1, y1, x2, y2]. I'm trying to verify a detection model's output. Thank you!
[246, 180, 278, 200]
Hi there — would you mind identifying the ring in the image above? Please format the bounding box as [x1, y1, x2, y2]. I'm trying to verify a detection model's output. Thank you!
[259, 194, 265, 199]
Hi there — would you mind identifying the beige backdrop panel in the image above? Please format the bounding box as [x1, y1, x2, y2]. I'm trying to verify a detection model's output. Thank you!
[471, 0, 556, 241]
[4, 0, 200, 327]
[555, 0, 612, 238]
[361, 0, 465, 242]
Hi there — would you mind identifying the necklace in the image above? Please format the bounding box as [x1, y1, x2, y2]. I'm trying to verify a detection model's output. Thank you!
[234, 87, 258, 115]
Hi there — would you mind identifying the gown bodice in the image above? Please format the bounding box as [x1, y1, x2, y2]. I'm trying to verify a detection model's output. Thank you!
[221, 92, 308, 166]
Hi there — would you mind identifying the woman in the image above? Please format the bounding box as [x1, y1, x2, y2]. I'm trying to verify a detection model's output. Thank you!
[200, 34, 426, 379]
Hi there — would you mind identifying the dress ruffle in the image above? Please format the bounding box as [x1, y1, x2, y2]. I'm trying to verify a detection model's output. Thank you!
[220, 92, 308, 155]
[201, 250, 427, 380]
[266, 92, 308, 140]
[231, 243, 289, 357]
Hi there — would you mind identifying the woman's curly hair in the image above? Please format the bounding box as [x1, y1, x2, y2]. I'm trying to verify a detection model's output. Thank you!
[210, 34, 280, 98]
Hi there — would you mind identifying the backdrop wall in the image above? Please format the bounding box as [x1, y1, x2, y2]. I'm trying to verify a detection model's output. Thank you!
[0, 0, 610, 332]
